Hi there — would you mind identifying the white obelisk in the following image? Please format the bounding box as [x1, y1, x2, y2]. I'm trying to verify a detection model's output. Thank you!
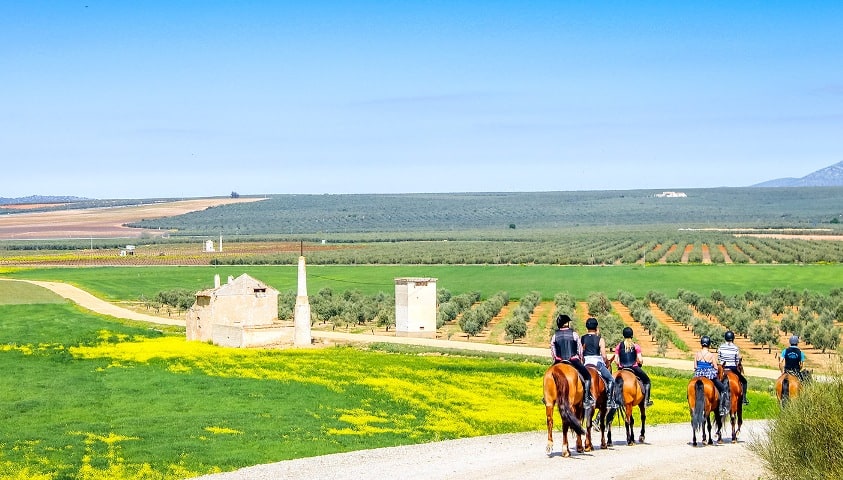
[293, 255, 312, 346]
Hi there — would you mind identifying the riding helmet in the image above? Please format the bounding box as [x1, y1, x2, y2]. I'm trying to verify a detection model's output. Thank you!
[724, 330, 735, 342]
[622, 327, 634, 338]
[586, 317, 598, 330]
[556, 314, 572, 329]
[790, 335, 799, 345]
[701, 336, 711, 347]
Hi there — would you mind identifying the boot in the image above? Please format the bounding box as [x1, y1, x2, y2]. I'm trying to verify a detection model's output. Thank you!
[583, 378, 595, 408]
[606, 380, 618, 409]
[643, 383, 653, 407]
[719, 389, 730, 416]
[741, 380, 749, 404]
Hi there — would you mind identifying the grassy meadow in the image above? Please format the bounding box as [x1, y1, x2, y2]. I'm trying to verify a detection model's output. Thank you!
[0, 278, 779, 480]
[4, 263, 843, 303]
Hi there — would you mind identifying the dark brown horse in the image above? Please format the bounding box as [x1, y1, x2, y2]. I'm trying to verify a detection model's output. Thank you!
[687, 377, 722, 446]
[723, 370, 744, 443]
[775, 372, 801, 405]
[585, 365, 612, 450]
[607, 369, 646, 445]
[543, 362, 587, 457]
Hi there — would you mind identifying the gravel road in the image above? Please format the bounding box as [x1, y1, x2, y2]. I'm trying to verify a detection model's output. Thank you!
[192, 420, 769, 480]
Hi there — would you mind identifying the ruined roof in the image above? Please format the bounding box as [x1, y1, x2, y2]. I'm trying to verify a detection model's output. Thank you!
[196, 273, 278, 297]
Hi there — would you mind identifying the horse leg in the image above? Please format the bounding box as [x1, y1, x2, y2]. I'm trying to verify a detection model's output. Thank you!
[638, 404, 646, 444]
[562, 423, 571, 457]
[599, 408, 607, 449]
[545, 405, 554, 455]
[584, 406, 593, 452]
[626, 406, 635, 445]
[706, 414, 713, 445]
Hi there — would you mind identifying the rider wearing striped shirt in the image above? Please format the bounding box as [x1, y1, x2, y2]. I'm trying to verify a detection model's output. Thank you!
[717, 331, 749, 405]
[694, 335, 729, 416]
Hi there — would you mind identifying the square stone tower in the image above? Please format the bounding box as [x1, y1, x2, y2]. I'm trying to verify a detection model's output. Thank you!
[394, 277, 437, 338]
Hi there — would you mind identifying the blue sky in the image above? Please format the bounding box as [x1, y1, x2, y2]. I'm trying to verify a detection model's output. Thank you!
[2, 1, 841, 199]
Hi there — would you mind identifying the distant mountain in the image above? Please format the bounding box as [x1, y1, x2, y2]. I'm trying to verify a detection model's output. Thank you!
[753, 161, 843, 187]
[0, 195, 90, 205]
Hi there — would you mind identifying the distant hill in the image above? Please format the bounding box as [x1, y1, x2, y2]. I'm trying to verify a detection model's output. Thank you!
[753, 161, 843, 187]
[0, 195, 90, 205]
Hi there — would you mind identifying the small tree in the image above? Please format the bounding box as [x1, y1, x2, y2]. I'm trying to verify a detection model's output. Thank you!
[504, 318, 527, 343]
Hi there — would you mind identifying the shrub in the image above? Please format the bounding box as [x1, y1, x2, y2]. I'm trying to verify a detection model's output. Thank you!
[750, 374, 843, 479]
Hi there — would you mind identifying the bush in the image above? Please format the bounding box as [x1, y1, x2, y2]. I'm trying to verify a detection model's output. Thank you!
[750, 374, 843, 479]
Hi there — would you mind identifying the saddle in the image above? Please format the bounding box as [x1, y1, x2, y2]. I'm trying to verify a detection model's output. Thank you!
[618, 367, 645, 390]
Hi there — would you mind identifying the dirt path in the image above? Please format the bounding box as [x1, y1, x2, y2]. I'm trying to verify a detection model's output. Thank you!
[6, 279, 184, 326]
[193, 420, 770, 480]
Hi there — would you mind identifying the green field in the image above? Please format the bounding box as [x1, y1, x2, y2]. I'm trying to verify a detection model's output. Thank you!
[4, 263, 843, 302]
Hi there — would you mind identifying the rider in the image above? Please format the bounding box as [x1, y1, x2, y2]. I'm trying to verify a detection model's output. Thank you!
[695, 336, 730, 416]
[580, 317, 618, 409]
[779, 335, 807, 382]
[613, 327, 653, 407]
[550, 313, 596, 408]
[717, 330, 750, 405]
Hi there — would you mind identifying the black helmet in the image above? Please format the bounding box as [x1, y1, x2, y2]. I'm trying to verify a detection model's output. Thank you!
[701, 336, 711, 347]
[724, 330, 735, 342]
[556, 314, 571, 329]
[622, 327, 634, 338]
[586, 317, 598, 330]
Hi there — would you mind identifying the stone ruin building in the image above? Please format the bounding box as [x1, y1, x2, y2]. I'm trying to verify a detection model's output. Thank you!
[185, 273, 293, 348]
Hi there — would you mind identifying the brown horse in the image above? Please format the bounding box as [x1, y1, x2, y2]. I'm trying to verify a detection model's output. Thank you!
[543, 362, 587, 457]
[775, 372, 801, 405]
[723, 370, 744, 443]
[687, 377, 722, 446]
[585, 365, 612, 450]
[607, 369, 646, 445]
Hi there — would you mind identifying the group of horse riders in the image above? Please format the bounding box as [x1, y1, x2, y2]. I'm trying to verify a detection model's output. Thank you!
[550, 314, 652, 411]
[551, 313, 809, 414]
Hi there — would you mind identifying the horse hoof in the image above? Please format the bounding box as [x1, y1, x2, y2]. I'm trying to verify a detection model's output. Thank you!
[584, 445, 593, 452]
[732, 439, 737, 444]
[545, 444, 552, 455]
[638, 436, 645, 443]
[563, 450, 571, 458]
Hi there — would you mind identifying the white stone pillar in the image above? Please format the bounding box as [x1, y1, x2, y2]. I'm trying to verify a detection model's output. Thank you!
[294, 255, 312, 346]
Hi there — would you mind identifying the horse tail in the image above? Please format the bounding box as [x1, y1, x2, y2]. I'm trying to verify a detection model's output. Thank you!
[781, 376, 790, 400]
[691, 379, 705, 433]
[554, 372, 586, 436]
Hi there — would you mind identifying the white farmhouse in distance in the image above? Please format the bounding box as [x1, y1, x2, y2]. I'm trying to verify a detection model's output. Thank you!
[655, 191, 687, 198]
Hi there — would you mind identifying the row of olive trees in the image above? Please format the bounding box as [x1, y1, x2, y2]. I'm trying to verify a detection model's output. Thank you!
[617, 290, 679, 356]
[437, 290, 481, 329]
[282, 288, 395, 331]
[502, 291, 541, 343]
[459, 291, 509, 339]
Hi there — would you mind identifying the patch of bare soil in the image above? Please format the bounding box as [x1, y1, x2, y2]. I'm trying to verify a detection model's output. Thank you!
[658, 244, 676, 263]
[701, 244, 712, 264]
[718, 244, 733, 263]
[0, 197, 266, 239]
